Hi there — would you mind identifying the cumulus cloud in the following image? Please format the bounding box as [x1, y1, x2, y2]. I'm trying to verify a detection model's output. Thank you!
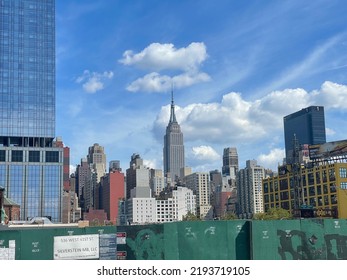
[120, 42, 210, 92]
[153, 81, 347, 146]
[76, 70, 114, 93]
[326, 127, 336, 136]
[191, 145, 220, 161]
[119, 42, 208, 72]
[143, 159, 157, 169]
[126, 71, 210, 93]
[257, 148, 285, 171]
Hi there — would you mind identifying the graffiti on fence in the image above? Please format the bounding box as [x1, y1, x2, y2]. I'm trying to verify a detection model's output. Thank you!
[278, 230, 347, 260]
[126, 228, 164, 260]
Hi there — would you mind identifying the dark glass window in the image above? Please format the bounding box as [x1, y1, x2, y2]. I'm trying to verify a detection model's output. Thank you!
[29, 151, 40, 162]
[12, 150, 23, 162]
[45, 151, 59, 163]
[0, 150, 5, 161]
[280, 179, 288, 190]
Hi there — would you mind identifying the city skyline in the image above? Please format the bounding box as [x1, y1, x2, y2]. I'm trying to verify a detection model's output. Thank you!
[56, 0, 347, 174]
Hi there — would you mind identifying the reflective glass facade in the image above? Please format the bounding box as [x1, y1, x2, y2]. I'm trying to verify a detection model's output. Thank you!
[0, 0, 55, 138]
[0, 147, 63, 221]
[0, 1, 63, 222]
[284, 106, 326, 163]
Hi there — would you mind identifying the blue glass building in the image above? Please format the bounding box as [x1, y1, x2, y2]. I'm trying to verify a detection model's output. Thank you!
[284, 106, 326, 164]
[0, 0, 63, 222]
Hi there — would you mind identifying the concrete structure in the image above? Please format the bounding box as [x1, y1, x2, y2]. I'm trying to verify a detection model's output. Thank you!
[127, 197, 156, 224]
[172, 186, 196, 220]
[0, 0, 65, 222]
[237, 160, 265, 219]
[126, 153, 150, 199]
[284, 106, 326, 164]
[150, 169, 165, 197]
[87, 143, 106, 183]
[163, 91, 185, 182]
[76, 158, 94, 212]
[98, 170, 125, 224]
[185, 172, 212, 219]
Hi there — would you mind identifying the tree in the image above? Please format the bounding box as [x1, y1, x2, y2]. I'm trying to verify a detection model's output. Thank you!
[253, 207, 292, 220]
[220, 213, 238, 220]
[183, 211, 200, 221]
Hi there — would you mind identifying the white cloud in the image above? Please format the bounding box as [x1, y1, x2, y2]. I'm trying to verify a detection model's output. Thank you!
[119, 42, 208, 72]
[153, 81, 347, 146]
[257, 148, 285, 171]
[191, 145, 220, 161]
[326, 127, 336, 136]
[143, 159, 157, 169]
[120, 42, 210, 93]
[126, 71, 211, 93]
[312, 81, 347, 109]
[76, 70, 114, 93]
[69, 164, 77, 175]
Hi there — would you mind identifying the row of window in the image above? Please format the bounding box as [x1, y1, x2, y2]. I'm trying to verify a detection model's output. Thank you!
[0, 150, 59, 162]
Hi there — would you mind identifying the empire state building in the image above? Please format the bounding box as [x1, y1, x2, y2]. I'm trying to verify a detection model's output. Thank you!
[163, 92, 185, 182]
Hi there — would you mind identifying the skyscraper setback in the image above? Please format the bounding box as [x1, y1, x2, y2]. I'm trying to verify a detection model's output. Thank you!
[163, 91, 185, 182]
[0, 0, 65, 222]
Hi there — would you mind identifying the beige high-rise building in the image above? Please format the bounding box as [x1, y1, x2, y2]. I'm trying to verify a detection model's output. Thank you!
[185, 172, 212, 219]
[237, 160, 265, 219]
[87, 143, 106, 183]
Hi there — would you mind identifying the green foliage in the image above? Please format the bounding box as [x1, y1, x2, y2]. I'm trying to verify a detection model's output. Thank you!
[253, 207, 292, 220]
[183, 211, 200, 221]
[220, 213, 238, 220]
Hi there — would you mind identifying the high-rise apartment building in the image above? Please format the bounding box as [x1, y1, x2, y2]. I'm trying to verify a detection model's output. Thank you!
[98, 170, 125, 224]
[237, 160, 265, 219]
[284, 106, 326, 163]
[150, 169, 165, 197]
[163, 92, 185, 182]
[0, 0, 65, 222]
[185, 172, 212, 219]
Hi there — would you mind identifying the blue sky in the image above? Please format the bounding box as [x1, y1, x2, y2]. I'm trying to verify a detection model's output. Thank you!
[55, 0, 347, 173]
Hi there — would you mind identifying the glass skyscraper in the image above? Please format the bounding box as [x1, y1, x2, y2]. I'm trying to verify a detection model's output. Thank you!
[284, 106, 326, 164]
[0, 0, 64, 222]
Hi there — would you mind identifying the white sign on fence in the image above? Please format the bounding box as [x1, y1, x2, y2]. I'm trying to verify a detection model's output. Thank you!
[53, 234, 99, 260]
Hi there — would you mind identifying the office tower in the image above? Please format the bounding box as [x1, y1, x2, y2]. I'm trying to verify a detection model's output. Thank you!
[0, 0, 66, 222]
[87, 143, 106, 183]
[185, 172, 212, 219]
[163, 91, 185, 182]
[222, 147, 238, 178]
[284, 106, 326, 163]
[237, 160, 265, 219]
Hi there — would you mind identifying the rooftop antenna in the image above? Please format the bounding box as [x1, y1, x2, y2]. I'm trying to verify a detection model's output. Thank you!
[169, 81, 177, 123]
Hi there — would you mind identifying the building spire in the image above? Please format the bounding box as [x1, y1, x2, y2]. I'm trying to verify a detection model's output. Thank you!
[170, 83, 177, 123]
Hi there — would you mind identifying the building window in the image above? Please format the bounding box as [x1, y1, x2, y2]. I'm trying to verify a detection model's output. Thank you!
[339, 168, 347, 178]
[46, 151, 59, 162]
[29, 151, 40, 162]
[0, 150, 5, 161]
[341, 182, 347, 190]
[12, 150, 23, 162]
